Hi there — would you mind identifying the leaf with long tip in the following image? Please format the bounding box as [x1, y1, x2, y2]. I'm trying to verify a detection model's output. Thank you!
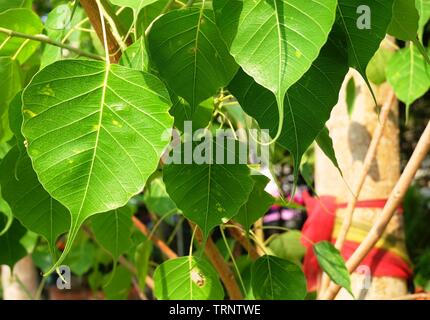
[214, 0, 337, 143]
[228, 34, 348, 180]
[21, 60, 173, 275]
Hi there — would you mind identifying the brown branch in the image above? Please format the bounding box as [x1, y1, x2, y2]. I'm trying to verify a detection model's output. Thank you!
[319, 90, 396, 295]
[391, 293, 430, 300]
[80, 0, 122, 63]
[132, 216, 178, 260]
[228, 223, 260, 261]
[322, 120, 430, 300]
[190, 222, 243, 300]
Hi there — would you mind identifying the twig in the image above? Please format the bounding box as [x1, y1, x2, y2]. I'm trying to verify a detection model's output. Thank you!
[227, 223, 260, 261]
[80, 0, 122, 63]
[190, 222, 243, 300]
[319, 90, 396, 295]
[118, 256, 154, 290]
[322, 120, 430, 300]
[132, 216, 178, 259]
[0, 27, 103, 61]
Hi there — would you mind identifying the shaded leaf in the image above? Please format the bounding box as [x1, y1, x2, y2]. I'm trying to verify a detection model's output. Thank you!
[120, 36, 148, 71]
[0, 218, 27, 268]
[388, 0, 419, 41]
[148, 7, 238, 111]
[104, 265, 133, 300]
[268, 230, 306, 264]
[251, 255, 307, 300]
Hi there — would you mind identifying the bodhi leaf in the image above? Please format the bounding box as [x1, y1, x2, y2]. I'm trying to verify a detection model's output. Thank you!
[0, 8, 44, 64]
[214, 0, 337, 142]
[143, 176, 178, 218]
[268, 230, 306, 264]
[235, 174, 273, 231]
[366, 47, 395, 85]
[386, 44, 430, 118]
[91, 206, 134, 261]
[154, 256, 224, 300]
[229, 36, 348, 176]
[314, 241, 353, 296]
[170, 96, 214, 132]
[0, 189, 13, 236]
[110, 0, 159, 16]
[416, 0, 430, 38]
[388, 0, 419, 41]
[147, 6, 238, 112]
[0, 218, 27, 268]
[337, 0, 394, 85]
[0, 146, 70, 253]
[163, 140, 254, 239]
[21, 60, 174, 274]
[316, 126, 341, 172]
[251, 255, 307, 300]
[135, 238, 153, 291]
[120, 36, 148, 72]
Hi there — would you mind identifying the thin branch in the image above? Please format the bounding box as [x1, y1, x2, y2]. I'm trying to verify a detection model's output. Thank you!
[319, 90, 396, 295]
[0, 27, 103, 60]
[322, 120, 430, 300]
[190, 222, 243, 300]
[227, 222, 260, 261]
[132, 216, 178, 259]
[391, 293, 430, 300]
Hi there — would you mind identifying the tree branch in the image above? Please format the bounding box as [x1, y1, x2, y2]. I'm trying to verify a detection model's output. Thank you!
[80, 0, 122, 63]
[319, 90, 396, 295]
[132, 216, 178, 260]
[227, 223, 260, 261]
[0, 27, 103, 61]
[322, 120, 430, 300]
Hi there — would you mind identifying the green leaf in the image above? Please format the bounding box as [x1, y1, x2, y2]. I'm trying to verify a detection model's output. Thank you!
[0, 0, 32, 13]
[251, 255, 307, 300]
[119, 36, 148, 71]
[386, 44, 430, 116]
[0, 146, 70, 253]
[268, 231, 306, 264]
[366, 47, 395, 85]
[388, 0, 419, 41]
[337, 0, 394, 82]
[91, 206, 134, 261]
[316, 126, 341, 173]
[147, 7, 238, 111]
[163, 141, 254, 239]
[8, 91, 25, 151]
[0, 189, 13, 236]
[0, 218, 27, 268]
[0, 57, 21, 143]
[103, 265, 133, 300]
[214, 0, 337, 141]
[63, 232, 97, 276]
[416, 0, 430, 38]
[135, 238, 153, 291]
[41, 4, 73, 68]
[22, 60, 174, 274]
[0, 8, 44, 63]
[235, 174, 273, 231]
[229, 35, 348, 174]
[314, 241, 353, 296]
[154, 256, 224, 300]
[170, 96, 214, 132]
[143, 176, 178, 218]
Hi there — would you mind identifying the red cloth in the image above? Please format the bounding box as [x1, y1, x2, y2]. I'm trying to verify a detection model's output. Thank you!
[301, 191, 412, 292]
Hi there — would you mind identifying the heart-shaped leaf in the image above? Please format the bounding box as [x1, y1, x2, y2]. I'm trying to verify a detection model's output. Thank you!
[251, 255, 307, 300]
[214, 0, 337, 141]
[229, 35, 348, 175]
[154, 256, 224, 300]
[147, 7, 238, 111]
[163, 140, 254, 239]
[22, 60, 173, 274]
